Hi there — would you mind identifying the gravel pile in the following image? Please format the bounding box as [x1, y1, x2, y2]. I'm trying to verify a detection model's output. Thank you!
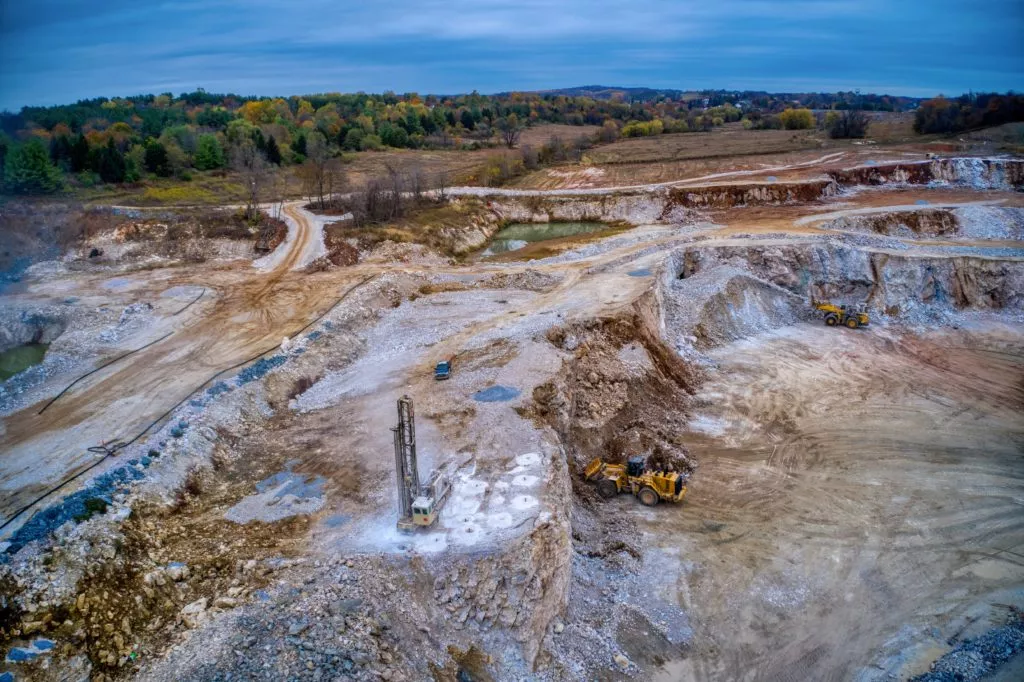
[911, 613, 1024, 681]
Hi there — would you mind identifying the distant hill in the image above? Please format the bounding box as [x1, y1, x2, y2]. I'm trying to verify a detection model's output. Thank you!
[530, 85, 690, 102]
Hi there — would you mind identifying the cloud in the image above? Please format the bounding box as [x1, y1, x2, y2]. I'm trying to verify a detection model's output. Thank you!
[1, 0, 1021, 109]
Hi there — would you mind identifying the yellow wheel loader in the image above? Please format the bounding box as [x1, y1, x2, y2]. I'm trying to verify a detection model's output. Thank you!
[814, 300, 869, 329]
[584, 456, 687, 507]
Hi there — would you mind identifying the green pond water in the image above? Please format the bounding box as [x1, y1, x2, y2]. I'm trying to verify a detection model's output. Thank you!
[0, 343, 49, 381]
[484, 222, 607, 255]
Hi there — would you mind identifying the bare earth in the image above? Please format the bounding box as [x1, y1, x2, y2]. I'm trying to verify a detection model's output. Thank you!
[1, 149, 1023, 682]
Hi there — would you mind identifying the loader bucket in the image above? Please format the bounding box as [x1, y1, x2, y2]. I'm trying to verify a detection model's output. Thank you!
[584, 458, 604, 481]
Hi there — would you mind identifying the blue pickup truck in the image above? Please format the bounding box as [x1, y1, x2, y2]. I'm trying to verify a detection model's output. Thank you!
[434, 359, 452, 380]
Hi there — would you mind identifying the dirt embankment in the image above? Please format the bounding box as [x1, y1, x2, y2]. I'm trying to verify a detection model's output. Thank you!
[510, 297, 701, 675]
[486, 179, 839, 226]
[829, 157, 1024, 190]
[665, 178, 838, 210]
[821, 206, 1024, 241]
[677, 243, 1024, 314]
[322, 197, 500, 257]
[76, 210, 287, 265]
[0, 203, 106, 283]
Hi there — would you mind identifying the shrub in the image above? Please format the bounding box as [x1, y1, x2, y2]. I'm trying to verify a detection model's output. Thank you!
[4, 138, 63, 194]
[826, 110, 870, 139]
[779, 108, 815, 130]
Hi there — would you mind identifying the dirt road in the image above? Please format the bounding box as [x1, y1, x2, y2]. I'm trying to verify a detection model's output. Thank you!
[0, 203, 347, 527]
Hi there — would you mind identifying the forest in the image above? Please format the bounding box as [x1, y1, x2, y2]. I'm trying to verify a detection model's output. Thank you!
[0, 88, 1019, 195]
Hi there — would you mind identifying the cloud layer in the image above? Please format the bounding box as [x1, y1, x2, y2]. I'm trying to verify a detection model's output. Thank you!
[1, 0, 1021, 109]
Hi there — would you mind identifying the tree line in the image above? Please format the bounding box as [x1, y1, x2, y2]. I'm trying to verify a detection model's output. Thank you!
[913, 93, 1024, 134]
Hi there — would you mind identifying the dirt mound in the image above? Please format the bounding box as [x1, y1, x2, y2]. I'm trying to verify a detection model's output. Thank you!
[528, 301, 700, 477]
[480, 269, 562, 292]
[662, 265, 810, 350]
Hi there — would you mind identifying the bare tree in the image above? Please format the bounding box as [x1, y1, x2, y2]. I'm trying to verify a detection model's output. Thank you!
[304, 131, 339, 209]
[407, 164, 425, 203]
[231, 139, 269, 222]
[826, 109, 871, 139]
[497, 114, 523, 149]
[434, 169, 449, 201]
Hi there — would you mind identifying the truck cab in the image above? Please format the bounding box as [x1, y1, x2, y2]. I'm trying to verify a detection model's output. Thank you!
[434, 360, 452, 380]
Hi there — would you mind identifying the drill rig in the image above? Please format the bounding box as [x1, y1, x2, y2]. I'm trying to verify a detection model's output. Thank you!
[393, 395, 451, 530]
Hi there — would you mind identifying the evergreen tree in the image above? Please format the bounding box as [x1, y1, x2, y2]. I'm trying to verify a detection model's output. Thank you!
[144, 140, 171, 176]
[4, 138, 63, 194]
[97, 139, 126, 183]
[0, 133, 9, 174]
[49, 135, 73, 167]
[460, 110, 475, 130]
[291, 132, 307, 157]
[194, 134, 225, 170]
[70, 134, 90, 172]
[265, 135, 282, 165]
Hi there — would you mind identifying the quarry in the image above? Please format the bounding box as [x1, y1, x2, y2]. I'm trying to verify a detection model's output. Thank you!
[1, 148, 1023, 682]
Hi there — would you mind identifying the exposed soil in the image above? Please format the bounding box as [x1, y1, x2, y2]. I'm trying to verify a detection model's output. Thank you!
[2, 147, 1023, 682]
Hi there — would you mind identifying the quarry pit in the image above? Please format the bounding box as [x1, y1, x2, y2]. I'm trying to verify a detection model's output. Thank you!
[1, 154, 1023, 682]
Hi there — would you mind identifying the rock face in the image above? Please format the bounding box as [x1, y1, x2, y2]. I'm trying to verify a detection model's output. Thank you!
[821, 207, 1024, 241]
[431, 511, 572, 668]
[829, 157, 1024, 190]
[486, 180, 840, 226]
[0, 307, 68, 353]
[487, 191, 669, 225]
[666, 179, 839, 209]
[662, 265, 811, 349]
[676, 243, 1024, 314]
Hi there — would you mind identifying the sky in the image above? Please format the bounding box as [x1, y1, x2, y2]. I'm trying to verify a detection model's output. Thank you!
[1, 0, 1022, 110]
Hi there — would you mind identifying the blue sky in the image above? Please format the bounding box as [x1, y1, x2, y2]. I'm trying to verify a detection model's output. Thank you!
[1, 0, 1022, 110]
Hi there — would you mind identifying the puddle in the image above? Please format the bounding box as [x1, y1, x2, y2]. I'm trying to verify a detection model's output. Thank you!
[483, 222, 608, 255]
[628, 268, 652, 277]
[0, 343, 49, 381]
[473, 385, 521, 402]
[916, 199, 930, 205]
[102, 276, 135, 290]
[225, 470, 327, 523]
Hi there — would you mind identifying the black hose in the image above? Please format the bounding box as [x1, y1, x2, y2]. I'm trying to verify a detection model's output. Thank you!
[37, 331, 174, 415]
[172, 287, 206, 316]
[1, 274, 377, 533]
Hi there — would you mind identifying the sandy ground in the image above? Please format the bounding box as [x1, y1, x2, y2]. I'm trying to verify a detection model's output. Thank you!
[640, 321, 1024, 680]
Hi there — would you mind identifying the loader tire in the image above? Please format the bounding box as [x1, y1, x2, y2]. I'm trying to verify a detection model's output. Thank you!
[638, 487, 660, 507]
[596, 478, 619, 499]
[825, 314, 839, 327]
[845, 316, 859, 329]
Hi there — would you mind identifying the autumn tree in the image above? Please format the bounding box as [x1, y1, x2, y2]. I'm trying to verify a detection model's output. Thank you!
[298, 132, 342, 209]
[598, 120, 619, 143]
[231, 139, 270, 222]
[497, 114, 523, 148]
[778, 108, 814, 130]
[825, 109, 870, 139]
[3, 138, 63, 194]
